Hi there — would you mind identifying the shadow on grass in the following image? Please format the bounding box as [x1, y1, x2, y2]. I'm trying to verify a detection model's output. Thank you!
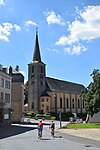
[95, 123, 100, 126]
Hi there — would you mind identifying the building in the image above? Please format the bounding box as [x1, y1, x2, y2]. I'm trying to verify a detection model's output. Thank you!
[9, 66, 24, 123]
[28, 31, 85, 114]
[0, 65, 12, 127]
[0, 65, 24, 124]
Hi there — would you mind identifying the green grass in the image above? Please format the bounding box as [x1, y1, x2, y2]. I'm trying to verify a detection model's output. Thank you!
[66, 123, 100, 129]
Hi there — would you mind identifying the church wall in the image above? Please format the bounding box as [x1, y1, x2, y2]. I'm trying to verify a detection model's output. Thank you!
[40, 91, 85, 115]
[40, 96, 51, 113]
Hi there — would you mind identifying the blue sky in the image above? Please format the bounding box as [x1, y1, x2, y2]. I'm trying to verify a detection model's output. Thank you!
[0, 0, 100, 87]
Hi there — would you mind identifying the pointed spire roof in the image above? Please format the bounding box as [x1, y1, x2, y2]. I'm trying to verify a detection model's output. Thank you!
[33, 30, 41, 62]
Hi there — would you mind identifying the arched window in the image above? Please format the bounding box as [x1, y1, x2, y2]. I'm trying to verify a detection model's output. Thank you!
[83, 100, 85, 108]
[72, 98, 75, 108]
[32, 102, 34, 109]
[60, 98, 62, 108]
[66, 98, 69, 108]
[78, 99, 80, 108]
[41, 66, 43, 73]
[32, 66, 34, 73]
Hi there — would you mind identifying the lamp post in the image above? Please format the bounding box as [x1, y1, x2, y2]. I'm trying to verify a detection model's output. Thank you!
[59, 98, 62, 128]
[59, 108, 62, 128]
[54, 93, 62, 128]
[54, 94, 57, 114]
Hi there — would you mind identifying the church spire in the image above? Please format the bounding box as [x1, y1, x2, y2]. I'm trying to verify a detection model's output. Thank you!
[33, 29, 41, 62]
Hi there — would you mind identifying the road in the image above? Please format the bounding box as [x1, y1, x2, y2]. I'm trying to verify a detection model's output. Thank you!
[0, 120, 100, 150]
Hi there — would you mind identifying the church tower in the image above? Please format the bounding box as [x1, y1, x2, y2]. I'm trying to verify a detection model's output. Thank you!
[28, 30, 46, 113]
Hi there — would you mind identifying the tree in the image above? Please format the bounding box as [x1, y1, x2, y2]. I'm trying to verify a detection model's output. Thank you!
[81, 69, 100, 122]
[90, 69, 100, 113]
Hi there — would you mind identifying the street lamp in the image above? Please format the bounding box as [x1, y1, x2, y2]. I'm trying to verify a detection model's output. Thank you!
[54, 93, 62, 128]
[54, 94, 57, 114]
[59, 108, 62, 128]
[59, 98, 62, 128]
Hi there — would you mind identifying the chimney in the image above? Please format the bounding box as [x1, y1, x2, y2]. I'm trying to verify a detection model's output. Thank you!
[9, 66, 12, 75]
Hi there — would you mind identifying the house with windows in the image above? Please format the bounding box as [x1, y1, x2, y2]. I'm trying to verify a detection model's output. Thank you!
[0, 65, 24, 126]
[9, 66, 24, 123]
[28, 31, 85, 115]
[0, 65, 12, 127]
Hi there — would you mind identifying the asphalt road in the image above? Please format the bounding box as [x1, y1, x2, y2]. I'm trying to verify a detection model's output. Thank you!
[0, 120, 100, 150]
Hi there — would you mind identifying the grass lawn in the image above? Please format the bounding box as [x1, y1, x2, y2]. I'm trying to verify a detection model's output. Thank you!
[65, 123, 100, 129]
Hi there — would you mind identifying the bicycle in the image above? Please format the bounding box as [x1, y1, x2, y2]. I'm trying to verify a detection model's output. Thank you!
[38, 131, 42, 139]
[38, 129, 42, 139]
[51, 128, 54, 137]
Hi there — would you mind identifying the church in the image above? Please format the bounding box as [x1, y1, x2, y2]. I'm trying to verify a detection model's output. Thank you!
[28, 31, 85, 115]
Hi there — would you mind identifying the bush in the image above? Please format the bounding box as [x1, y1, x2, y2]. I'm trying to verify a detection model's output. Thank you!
[77, 113, 87, 121]
[56, 111, 74, 121]
[35, 114, 45, 120]
[51, 116, 56, 120]
[25, 111, 35, 117]
[35, 114, 44, 117]
[61, 112, 74, 121]
[44, 112, 51, 116]
[49, 112, 56, 116]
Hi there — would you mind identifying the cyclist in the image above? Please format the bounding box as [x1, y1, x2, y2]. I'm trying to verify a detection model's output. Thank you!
[50, 120, 55, 137]
[37, 120, 43, 139]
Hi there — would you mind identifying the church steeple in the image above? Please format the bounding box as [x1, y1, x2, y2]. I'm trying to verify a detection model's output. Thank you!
[28, 29, 46, 113]
[33, 30, 41, 62]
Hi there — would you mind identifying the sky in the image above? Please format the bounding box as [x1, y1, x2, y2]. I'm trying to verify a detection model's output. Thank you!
[0, 0, 100, 87]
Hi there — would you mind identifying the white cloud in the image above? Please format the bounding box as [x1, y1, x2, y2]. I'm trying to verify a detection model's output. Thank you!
[25, 21, 37, 27]
[0, 0, 5, 5]
[0, 22, 21, 42]
[47, 47, 59, 53]
[56, 36, 72, 45]
[14, 24, 21, 32]
[64, 45, 87, 55]
[56, 6, 100, 55]
[44, 10, 65, 26]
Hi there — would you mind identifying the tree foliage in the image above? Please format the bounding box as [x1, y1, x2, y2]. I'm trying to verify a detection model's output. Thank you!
[81, 69, 100, 116]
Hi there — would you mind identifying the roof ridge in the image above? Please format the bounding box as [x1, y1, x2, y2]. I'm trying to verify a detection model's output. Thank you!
[46, 76, 84, 86]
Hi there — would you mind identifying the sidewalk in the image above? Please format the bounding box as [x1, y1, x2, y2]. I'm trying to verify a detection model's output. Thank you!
[59, 128, 100, 141]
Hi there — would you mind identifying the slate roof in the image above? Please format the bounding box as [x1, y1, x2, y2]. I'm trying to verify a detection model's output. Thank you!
[33, 31, 41, 62]
[45, 77, 85, 94]
[40, 90, 51, 97]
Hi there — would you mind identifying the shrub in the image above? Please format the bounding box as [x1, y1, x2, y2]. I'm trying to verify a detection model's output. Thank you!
[57, 112, 74, 121]
[35, 114, 44, 117]
[77, 113, 87, 121]
[44, 112, 51, 116]
[25, 111, 35, 117]
[51, 116, 56, 120]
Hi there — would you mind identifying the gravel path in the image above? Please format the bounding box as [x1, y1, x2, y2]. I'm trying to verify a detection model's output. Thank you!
[59, 128, 100, 141]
